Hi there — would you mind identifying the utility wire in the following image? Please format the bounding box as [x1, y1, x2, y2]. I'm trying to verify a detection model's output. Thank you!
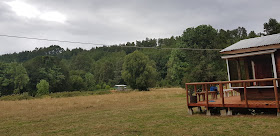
[0, 34, 222, 51]
[0, 34, 105, 45]
[122, 46, 221, 51]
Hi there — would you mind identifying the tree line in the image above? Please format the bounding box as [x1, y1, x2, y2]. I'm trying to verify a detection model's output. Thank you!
[0, 18, 279, 97]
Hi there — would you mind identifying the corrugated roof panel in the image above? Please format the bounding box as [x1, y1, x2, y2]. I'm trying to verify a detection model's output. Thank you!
[220, 33, 280, 52]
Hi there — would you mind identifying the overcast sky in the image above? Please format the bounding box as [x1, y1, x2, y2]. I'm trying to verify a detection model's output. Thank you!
[0, 0, 279, 55]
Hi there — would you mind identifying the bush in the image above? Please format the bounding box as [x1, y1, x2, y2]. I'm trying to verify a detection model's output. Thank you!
[36, 80, 49, 96]
[105, 85, 111, 90]
[95, 84, 101, 90]
[0, 90, 113, 101]
[49, 91, 111, 98]
[0, 92, 33, 101]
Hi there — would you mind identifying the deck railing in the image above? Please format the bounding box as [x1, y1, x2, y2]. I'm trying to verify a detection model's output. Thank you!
[185, 78, 280, 111]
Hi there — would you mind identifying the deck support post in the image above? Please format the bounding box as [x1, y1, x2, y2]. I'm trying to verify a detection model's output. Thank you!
[220, 109, 227, 116]
[227, 107, 232, 116]
[206, 110, 211, 116]
[198, 107, 203, 113]
[188, 108, 193, 115]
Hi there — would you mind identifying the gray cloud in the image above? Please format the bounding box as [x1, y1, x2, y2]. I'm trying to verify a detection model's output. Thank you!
[0, 0, 280, 54]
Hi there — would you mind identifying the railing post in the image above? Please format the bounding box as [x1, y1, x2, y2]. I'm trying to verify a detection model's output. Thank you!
[202, 84, 205, 101]
[205, 84, 209, 110]
[194, 85, 197, 102]
[273, 79, 279, 112]
[219, 83, 224, 107]
[185, 84, 189, 107]
[243, 82, 248, 108]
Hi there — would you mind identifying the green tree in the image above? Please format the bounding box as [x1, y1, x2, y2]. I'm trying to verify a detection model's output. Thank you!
[24, 56, 69, 95]
[182, 25, 217, 49]
[13, 63, 29, 94]
[71, 52, 93, 72]
[166, 50, 188, 86]
[84, 72, 95, 91]
[248, 31, 258, 38]
[264, 18, 280, 35]
[36, 79, 49, 96]
[0, 62, 13, 95]
[122, 50, 157, 90]
[70, 75, 85, 91]
[92, 51, 126, 86]
[0, 62, 29, 95]
[166, 25, 227, 87]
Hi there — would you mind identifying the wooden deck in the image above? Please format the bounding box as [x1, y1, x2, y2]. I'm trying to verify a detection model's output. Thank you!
[189, 96, 280, 108]
[185, 78, 280, 112]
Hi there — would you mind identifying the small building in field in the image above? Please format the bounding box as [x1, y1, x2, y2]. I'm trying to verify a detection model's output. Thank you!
[114, 85, 127, 91]
[185, 33, 280, 116]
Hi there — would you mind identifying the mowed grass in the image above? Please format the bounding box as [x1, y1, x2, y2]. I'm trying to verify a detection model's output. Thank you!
[0, 88, 280, 136]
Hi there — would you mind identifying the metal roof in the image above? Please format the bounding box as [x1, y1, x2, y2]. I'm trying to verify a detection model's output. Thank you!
[220, 33, 280, 52]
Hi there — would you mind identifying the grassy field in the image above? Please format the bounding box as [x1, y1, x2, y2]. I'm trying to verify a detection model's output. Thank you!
[1, 88, 280, 136]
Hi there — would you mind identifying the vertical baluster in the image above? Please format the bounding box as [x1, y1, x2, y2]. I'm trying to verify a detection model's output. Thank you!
[205, 84, 209, 110]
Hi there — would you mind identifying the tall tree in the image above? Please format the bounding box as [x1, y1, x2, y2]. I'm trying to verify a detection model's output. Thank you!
[167, 25, 227, 87]
[248, 31, 258, 38]
[122, 50, 157, 90]
[24, 56, 69, 95]
[264, 18, 280, 35]
[0, 62, 29, 95]
[12, 63, 30, 94]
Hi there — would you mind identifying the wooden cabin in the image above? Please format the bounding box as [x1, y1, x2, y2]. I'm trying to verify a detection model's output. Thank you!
[185, 34, 280, 116]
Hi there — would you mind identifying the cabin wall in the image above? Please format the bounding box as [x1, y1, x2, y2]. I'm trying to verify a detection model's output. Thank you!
[253, 55, 273, 79]
[239, 88, 279, 100]
[252, 55, 273, 86]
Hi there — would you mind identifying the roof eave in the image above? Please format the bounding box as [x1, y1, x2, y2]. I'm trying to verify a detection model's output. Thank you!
[220, 44, 280, 55]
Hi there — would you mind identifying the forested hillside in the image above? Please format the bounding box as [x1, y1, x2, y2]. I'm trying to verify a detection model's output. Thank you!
[0, 18, 279, 97]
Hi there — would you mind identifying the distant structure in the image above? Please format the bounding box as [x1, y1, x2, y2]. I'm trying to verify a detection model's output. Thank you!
[114, 85, 127, 91]
[185, 33, 280, 116]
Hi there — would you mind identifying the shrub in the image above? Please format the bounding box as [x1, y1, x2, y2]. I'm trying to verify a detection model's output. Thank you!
[95, 84, 101, 90]
[36, 80, 49, 96]
[105, 85, 111, 90]
[0, 92, 33, 101]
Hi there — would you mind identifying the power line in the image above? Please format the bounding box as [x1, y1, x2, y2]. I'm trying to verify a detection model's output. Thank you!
[0, 34, 222, 51]
[0, 34, 106, 45]
[121, 46, 222, 51]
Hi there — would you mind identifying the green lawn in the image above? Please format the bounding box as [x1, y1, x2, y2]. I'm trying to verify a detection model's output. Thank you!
[0, 88, 280, 136]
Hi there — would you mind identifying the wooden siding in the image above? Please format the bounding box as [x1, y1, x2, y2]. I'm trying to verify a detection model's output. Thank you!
[238, 88, 279, 100]
[252, 55, 273, 86]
